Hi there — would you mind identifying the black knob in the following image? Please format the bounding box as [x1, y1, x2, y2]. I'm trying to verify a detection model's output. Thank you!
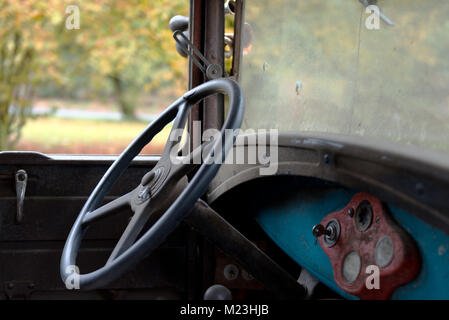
[169, 15, 188, 32]
[312, 224, 331, 238]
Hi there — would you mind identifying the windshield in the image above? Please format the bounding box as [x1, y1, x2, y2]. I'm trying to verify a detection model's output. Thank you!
[240, 0, 449, 154]
[0, 1, 187, 155]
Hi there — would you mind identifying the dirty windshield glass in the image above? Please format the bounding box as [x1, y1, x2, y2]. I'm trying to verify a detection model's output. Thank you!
[241, 0, 449, 153]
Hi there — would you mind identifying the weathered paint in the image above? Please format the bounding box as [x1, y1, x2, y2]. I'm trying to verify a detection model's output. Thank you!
[255, 187, 449, 299]
[317, 193, 421, 299]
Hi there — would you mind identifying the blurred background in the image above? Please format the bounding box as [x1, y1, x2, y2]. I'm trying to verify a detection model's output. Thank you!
[0, 0, 188, 154]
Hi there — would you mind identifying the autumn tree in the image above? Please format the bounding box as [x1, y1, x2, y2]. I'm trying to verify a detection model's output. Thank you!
[0, 0, 61, 150]
[0, 0, 188, 150]
[57, 0, 188, 119]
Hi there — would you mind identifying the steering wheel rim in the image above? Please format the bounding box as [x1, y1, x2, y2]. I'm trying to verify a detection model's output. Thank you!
[61, 78, 244, 290]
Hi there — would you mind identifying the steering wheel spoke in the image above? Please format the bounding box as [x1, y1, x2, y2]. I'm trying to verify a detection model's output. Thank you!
[82, 191, 133, 226]
[166, 142, 209, 182]
[106, 204, 155, 264]
[160, 101, 190, 162]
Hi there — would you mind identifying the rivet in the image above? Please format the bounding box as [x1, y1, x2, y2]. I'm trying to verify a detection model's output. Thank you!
[347, 208, 355, 217]
[223, 264, 239, 281]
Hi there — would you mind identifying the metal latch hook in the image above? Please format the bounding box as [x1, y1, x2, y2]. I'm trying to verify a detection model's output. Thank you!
[15, 170, 28, 224]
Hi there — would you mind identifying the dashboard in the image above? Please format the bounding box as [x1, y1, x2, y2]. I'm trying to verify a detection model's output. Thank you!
[208, 132, 449, 299]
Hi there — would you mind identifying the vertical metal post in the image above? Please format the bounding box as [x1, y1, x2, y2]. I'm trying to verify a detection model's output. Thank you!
[188, 0, 205, 143]
[203, 0, 225, 131]
[186, 0, 204, 300]
[231, 0, 245, 81]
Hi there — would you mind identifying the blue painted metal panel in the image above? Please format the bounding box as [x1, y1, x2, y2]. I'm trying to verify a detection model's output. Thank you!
[255, 187, 449, 299]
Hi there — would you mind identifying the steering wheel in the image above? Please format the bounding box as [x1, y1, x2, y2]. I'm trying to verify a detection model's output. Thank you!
[61, 78, 244, 290]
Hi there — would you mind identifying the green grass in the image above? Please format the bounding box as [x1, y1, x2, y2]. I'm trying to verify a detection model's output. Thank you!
[18, 117, 171, 153]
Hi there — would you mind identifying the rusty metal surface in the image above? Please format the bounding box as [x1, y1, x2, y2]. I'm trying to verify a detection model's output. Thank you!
[231, 0, 245, 80]
[213, 248, 264, 291]
[203, 0, 224, 131]
[0, 156, 189, 299]
[188, 0, 204, 139]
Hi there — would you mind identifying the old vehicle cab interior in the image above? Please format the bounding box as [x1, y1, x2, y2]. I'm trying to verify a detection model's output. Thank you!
[0, 0, 448, 301]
